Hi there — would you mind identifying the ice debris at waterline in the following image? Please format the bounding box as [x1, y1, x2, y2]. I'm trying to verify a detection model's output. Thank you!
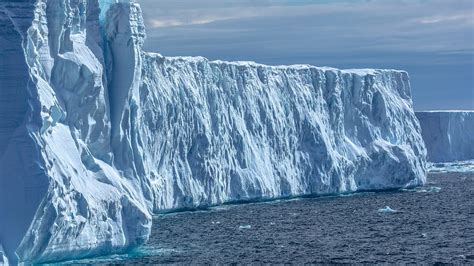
[418, 187, 442, 193]
[403, 186, 442, 193]
[61, 247, 178, 265]
[428, 160, 474, 173]
[377, 206, 398, 214]
[239, 225, 252, 230]
[416, 111, 474, 163]
[0, 0, 426, 263]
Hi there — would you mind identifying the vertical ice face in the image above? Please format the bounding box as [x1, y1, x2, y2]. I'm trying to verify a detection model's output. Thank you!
[105, 1, 146, 178]
[416, 111, 474, 162]
[0, 2, 49, 263]
[1, 0, 151, 263]
[139, 59, 427, 210]
[0, 0, 426, 263]
[99, 0, 134, 21]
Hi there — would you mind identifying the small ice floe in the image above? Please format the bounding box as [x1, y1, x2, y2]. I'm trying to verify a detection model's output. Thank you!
[427, 186, 442, 193]
[211, 206, 230, 212]
[404, 186, 442, 193]
[428, 160, 474, 173]
[417, 186, 442, 193]
[421, 233, 428, 238]
[239, 225, 252, 230]
[377, 206, 398, 213]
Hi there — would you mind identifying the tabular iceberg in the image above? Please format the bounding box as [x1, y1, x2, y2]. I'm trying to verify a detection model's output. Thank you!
[0, 0, 426, 263]
[416, 111, 474, 162]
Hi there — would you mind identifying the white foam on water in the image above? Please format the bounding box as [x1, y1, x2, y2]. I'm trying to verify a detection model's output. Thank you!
[239, 225, 252, 230]
[377, 206, 398, 213]
[54, 247, 179, 265]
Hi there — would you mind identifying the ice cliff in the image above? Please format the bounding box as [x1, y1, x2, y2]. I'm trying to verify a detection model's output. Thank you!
[416, 111, 474, 162]
[0, 0, 426, 263]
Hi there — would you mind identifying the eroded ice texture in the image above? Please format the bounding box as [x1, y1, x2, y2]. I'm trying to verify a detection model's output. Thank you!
[141, 57, 427, 211]
[416, 111, 474, 163]
[0, 0, 426, 263]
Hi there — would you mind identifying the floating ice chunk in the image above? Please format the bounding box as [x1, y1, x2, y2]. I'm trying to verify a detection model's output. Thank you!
[428, 160, 474, 173]
[239, 225, 252, 230]
[418, 186, 442, 193]
[377, 206, 398, 213]
[211, 206, 231, 212]
[402, 186, 441, 193]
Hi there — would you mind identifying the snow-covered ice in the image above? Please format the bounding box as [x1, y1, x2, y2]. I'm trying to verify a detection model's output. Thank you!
[0, 0, 426, 263]
[416, 111, 474, 163]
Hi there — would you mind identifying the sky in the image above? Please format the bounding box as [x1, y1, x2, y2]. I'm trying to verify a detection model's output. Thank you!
[139, 0, 474, 111]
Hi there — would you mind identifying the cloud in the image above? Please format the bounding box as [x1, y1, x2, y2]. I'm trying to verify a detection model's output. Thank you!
[138, 0, 474, 110]
[142, 0, 474, 55]
[149, 18, 218, 28]
[145, 6, 264, 28]
[139, 0, 365, 29]
[417, 13, 473, 24]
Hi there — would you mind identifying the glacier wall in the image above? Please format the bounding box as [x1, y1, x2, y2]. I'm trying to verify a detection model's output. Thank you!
[0, 0, 151, 264]
[140, 56, 427, 211]
[0, 0, 426, 263]
[416, 111, 474, 162]
[0, 1, 50, 264]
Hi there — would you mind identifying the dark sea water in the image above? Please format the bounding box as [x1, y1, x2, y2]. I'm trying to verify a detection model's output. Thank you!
[69, 172, 474, 265]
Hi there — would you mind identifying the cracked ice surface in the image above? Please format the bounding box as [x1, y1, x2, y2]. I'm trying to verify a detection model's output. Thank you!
[0, 0, 426, 263]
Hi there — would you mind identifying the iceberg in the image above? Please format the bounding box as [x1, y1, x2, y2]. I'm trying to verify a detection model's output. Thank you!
[0, 0, 426, 263]
[416, 111, 474, 162]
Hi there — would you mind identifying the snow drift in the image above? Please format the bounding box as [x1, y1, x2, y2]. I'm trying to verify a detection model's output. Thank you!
[0, 0, 426, 263]
[416, 111, 474, 162]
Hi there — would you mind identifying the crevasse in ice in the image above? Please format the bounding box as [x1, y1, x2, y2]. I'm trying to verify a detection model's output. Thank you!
[0, 0, 426, 263]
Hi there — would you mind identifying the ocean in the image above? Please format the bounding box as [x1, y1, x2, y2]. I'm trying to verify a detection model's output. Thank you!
[65, 171, 474, 265]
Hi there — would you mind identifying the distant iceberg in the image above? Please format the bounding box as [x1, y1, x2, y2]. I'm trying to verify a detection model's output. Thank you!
[0, 0, 426, 263]
[428, 160, 474, 173]
[416, 111, 474, 163]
